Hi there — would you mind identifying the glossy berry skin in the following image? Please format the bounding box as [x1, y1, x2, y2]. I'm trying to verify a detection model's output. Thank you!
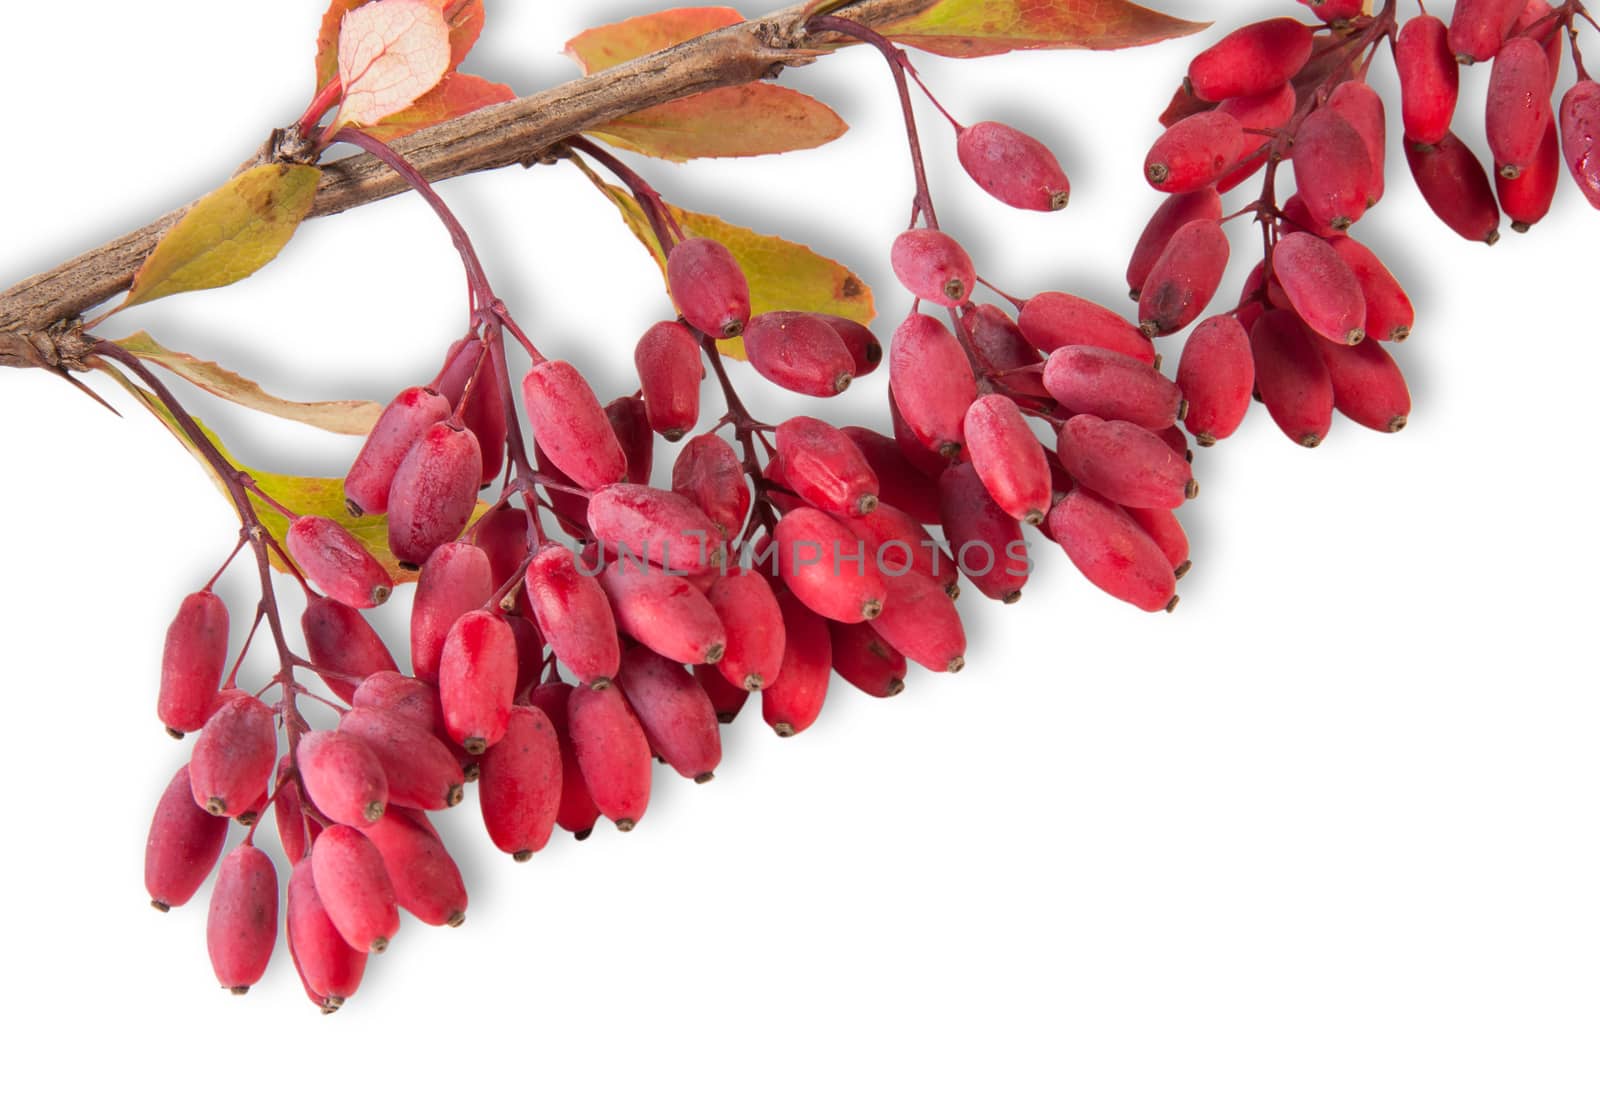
[1043, 345, 1184, 430]
[411, 542, 493, 685]
[1327, 80, 1387, 206]
[311, 824, 399, 954]
[1395, 15, 1460, 146]
[1250, 309, 1335, 447]
[206, 845, 278, 993]
[1177, 314, 1254, 445]
[667, 237, 750, 339]
[1294, 108, 1373, 232]
[568, 683, 652, 830]
[761, 588, 832, 737]
[776, 416, 880, 517]
[742, 311, 855, 396]
[1018, 292, 1156, 365]
[830, 622, 907, 698]
[145, 765, 229, 911]
[1317, 337, 1412, 433]
[433, 337, 507, 488]
[1138, 218, 1229, 337]
[1273, 231, 1367, 346]
[477, 705, 563, 860]
[1559, 81, 1600, 208]
[1126, 188, 1223, 298]
[297, 728, 388, 828]
[871, 570, 967, 674]
[287, 516, 393, 610]
[633, 320, 702, 442]
[345, 386, 452, 516]
[938, 463, 1029, 603]
[387, 422, 482, 569]
[889, 228, 975, 306]
[1448, 0, 1523, 64]
[1499, 117, 1561, 229]
[286, 857, 366, 1009]
[956, 121, 1071, 211]
[774, 507, 887, 623]
[671, 433, 750, 540]
[617, 647, 722, 782]
[1486, 38, 1553, 177]
[521, 359, 627, 492]
[1048, 489, 1177, 613]
[157, 590, 229, 736]
[606, 396, 654, 485]
[962, 394, 1051, 525]
[1405, 132, 1503, 243]
[361, 810, 467, 925]
[189, 693, 277, 818]
[524, 544, 620, 688]
[1144, 111, 1248, 193]
[707, 569, 786, 691]
[301, 597, 396, 704]
[1327, 236, 1414, 342]
[889, 311, 978, 457]
[439, 610, 517, 754]
[336, 707, 464, 811]
[600, 559, 727, 665]
[1056, 415, 1197, 510]
[588, 484, 724, 573]
[841, 426, 942, 525]
[1186, 18, 1313, 102]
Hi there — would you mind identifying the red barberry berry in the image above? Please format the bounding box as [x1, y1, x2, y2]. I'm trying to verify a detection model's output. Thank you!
[1175, 314, 1253, 446]
[961, 394, 1051, 525]
[634, 320, 703, 442]
[1396, 15, 1460, 147]
[1326, 80, 1387, 206]
[189, 693, 277, 819]
[1250, 309, 1335, 447]
[337, 707, 464, 811]
[1559, 80, 1600, 208]
[1137, 218, 1230, 337]
[301, 596, 396, 704]
[438, 609, 517, 754]
[706, 569, 786, 691]
[1405, 132, 1503, 243]
[287, 516, 393, 609]
[937, 462, 1030, 602]
[286, 857, 366, 1012]
[667, 237, 750, 339]
[477, 704, 562, 860]
[1499, 116, 1561, 229]
[742, 311, 855, 396]
[297, 728, 388, 828]
[157, 590, 229, 737]
[761, 588, 832, 737]
[567, 682, 652, 830]
[606, 395, 655, 485]
[361, 809, 467, 925]
[890, 228, 975, 306]
[1186, 18, 1313, 102]
[410, 542, 493, 685]
[1047, 489, 1178, 612]
[1126, 188, 1224, 299]
[1018, 291, 1157, 365]
[616, 647, 722, 782]
[206, 844, 278, 993]
[1293, 108, 1374, 232]
[1042, 345, 1184, 429]
[1327, 236, 1414, 341]
[773, 506, 887, 622]
[1056, 415, 1197, 509]
[956, 120, 1071, 211]
[521, 359, 627, 492]
[776, 416, 880, 517]
[1317, 336, 1413, 433]
[600, 558, 727, 664]
[1448, 0, 1524, 64]
[1487, 37, 1554, 177]
[433, 336, 507, 488]
[829, 621, 908, 698]
[1272, 231, 1367, 346]
[311, 824, 399, 953]
[345, 386, 452, 517]
[841, 426, 943, 525]
[671, 433, 751, 540]
[1122, 504, 1192, 577]
[872, 570, 967, 673]
[587, 484, 725, 573]
[386, 422, 483, 569]
[145, 764, 229, 911]
[524, 543, 620, 689]
[889, 311, 978, 457]
[1144, 111, 1248, 193]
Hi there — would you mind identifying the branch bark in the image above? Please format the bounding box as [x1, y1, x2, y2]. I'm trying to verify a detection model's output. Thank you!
[0, 0, 938, 368]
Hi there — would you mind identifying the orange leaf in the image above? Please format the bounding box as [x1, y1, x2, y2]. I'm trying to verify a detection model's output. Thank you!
[316, 0, 483, 89]
[587, 84, 846, 162]
[880, 0, 1208, 58]
[358, 72, 516, 141]
[564, 7, 744, 74]
[334, 0, 452, 129]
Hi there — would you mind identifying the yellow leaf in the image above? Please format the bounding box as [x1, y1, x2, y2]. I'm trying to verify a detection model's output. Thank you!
[333, 0, 452, 129]
[123, 165, 322, 308]
[95, 363, 483, 583]
[113, 331, 383, 436]
[599, 185, 873, 361]
[880, 0, 1208, 58]
[586, 84, 846, 161]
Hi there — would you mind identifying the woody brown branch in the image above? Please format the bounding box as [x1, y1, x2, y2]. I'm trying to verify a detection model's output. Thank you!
[0, 0, 938, 369]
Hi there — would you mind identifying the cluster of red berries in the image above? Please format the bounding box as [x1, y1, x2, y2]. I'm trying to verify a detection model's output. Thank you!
[1134, 0, 1598, 448]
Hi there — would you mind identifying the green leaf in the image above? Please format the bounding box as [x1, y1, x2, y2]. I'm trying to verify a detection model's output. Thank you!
[880, 0, 1208, 57]
[113, 332, 383, 435]
[597, 183, 874, 361]
[123, 165, 322, 309]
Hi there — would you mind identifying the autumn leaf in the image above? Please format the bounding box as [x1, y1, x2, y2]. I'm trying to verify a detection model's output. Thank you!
[333, 0, 452, 129]
[113, 332, 383, 436]
[565, 6, 846, 160]
[315, 0, 483, 89]
[880, 0, 1208, 57]
[122, 165, 321, 309]
[358, 72, 516, 142]
[597, 183, 873, 361]
[96, 363, 481, 583]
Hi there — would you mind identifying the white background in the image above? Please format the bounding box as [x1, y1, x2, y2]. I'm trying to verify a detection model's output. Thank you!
[2, 1, 1597, 1102]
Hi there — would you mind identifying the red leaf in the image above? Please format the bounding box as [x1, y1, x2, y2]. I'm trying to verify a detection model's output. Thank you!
[358, 72, 516, 141]
[564, 7, 744, 74]
[879, 0, 1208, 58]
[315, 0, 484, 89]
[334, 0, 452, 128]
[587, 85, 845, 161]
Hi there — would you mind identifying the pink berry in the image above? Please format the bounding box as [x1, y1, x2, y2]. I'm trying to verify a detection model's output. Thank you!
[311, 824, 399, 953]
[189, 693, 277, 819]
[145, 764, 229, 911]
[361, 809, 467, 925]
[206, 844, 278, 993]
[157, 590, 229, 737]
[387, 422, 483, 569]
[521, 359, 627, 492]
[667, 237, 750, 339]
[956, 121, 1071, 211]
[634, 320, 703, 441]
[287, 515, 393, 609]
[889, 228, 975, 306]
[439, 609, 517, 754]
[567, 683, 652, 831]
